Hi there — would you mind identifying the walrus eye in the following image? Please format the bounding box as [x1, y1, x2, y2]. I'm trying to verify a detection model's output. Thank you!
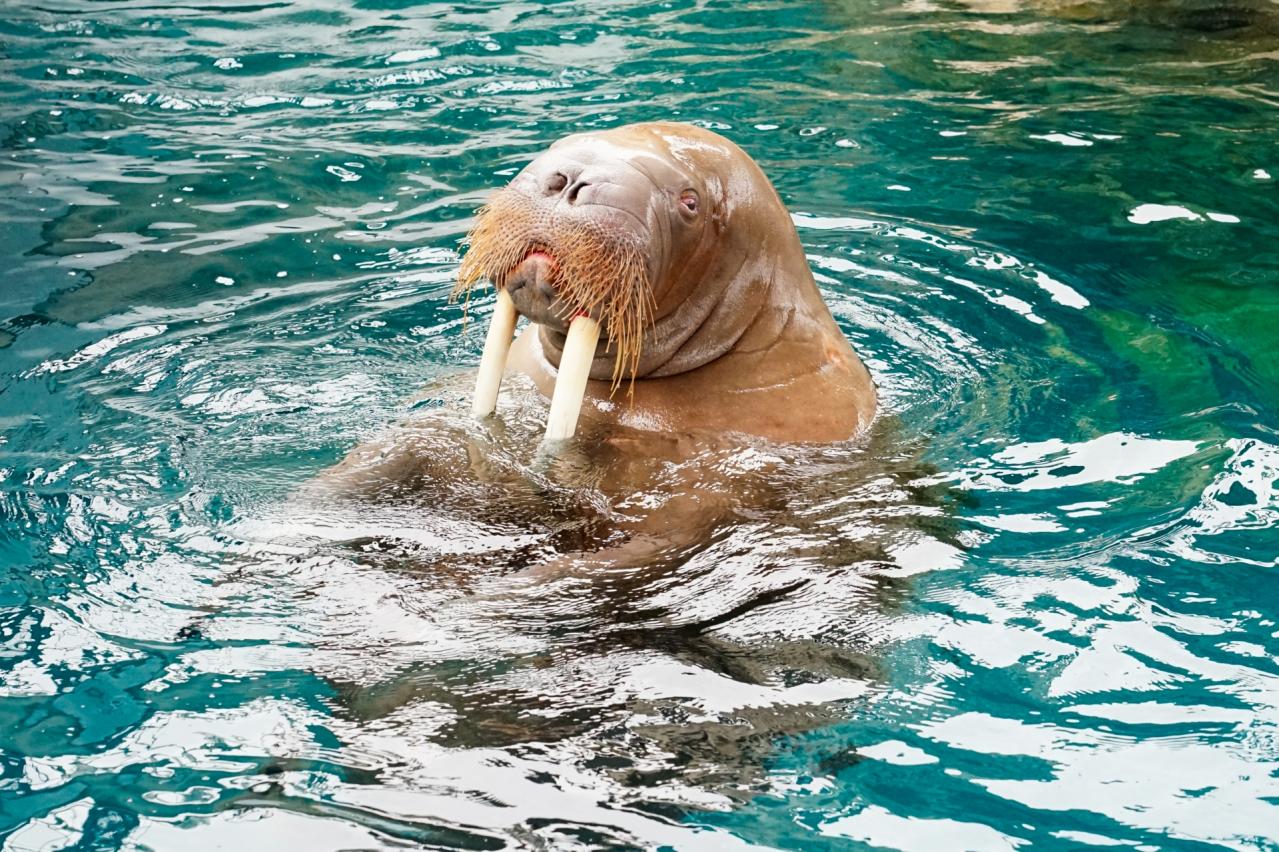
[679, 189, 699, 215]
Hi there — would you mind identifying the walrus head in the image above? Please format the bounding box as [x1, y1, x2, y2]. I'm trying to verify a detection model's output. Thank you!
[457, 123, 735, 387]
[457, 122, 857, 440]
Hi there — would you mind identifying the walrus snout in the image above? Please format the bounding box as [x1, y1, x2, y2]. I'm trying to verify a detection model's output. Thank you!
[504, 250, 571, 332]
[516, 147, 660, 245]
[505, 251, 556, 297]
[529, 154, 624, 205]
[539, 166, 590, 205]
[457, 125, 710, 439]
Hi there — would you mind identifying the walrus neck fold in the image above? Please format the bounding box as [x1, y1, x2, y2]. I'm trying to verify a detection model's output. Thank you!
[644, 253, 772, 378]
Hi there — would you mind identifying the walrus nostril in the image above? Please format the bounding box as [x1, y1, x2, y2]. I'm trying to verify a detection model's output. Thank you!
[565, 177, 589, 204]
[545, 172, 569, 194]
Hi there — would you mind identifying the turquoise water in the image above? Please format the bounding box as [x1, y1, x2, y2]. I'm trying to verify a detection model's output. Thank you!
[2, 0, 1278, 848]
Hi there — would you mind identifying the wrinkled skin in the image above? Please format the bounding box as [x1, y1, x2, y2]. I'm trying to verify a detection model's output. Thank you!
[317, 123, 879, 573]
[495, 121, 876, 443]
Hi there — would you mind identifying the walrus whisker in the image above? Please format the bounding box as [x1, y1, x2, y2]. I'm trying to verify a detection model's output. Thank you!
[455, 195, 656, 427]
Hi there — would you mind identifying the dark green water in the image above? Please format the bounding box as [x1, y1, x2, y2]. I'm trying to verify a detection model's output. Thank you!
[2, 0, 1278, 849]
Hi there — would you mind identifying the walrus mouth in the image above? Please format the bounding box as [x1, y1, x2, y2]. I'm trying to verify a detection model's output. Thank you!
[453, 191, 655, 440]
[521, 245, 555, 268]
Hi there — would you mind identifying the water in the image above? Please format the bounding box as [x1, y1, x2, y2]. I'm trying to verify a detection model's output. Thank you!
[2, 0, 1277, 848]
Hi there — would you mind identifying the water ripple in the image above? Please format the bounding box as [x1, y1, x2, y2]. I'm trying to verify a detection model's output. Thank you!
[3, 0, 1279, 848]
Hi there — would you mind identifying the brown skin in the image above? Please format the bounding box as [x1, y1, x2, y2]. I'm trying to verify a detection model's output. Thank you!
[315, 123, 877, 574]
[487, 121, 876, 443]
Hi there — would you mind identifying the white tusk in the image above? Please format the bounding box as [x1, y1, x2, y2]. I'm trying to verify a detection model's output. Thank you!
[471, 287, 517, 417]
[543, 314, 601, 442]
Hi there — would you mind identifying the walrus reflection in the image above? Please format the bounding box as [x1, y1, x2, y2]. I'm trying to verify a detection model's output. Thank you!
[293, 415, 965, 805]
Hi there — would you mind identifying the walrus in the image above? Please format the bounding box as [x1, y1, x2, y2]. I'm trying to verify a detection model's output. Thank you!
[242, 128, 948, 814]
[313, 122, 880, 574]
[458, 120, 876, 445]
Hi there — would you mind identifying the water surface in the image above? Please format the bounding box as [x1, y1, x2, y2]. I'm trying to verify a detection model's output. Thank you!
[2, 0, 1278, 849]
